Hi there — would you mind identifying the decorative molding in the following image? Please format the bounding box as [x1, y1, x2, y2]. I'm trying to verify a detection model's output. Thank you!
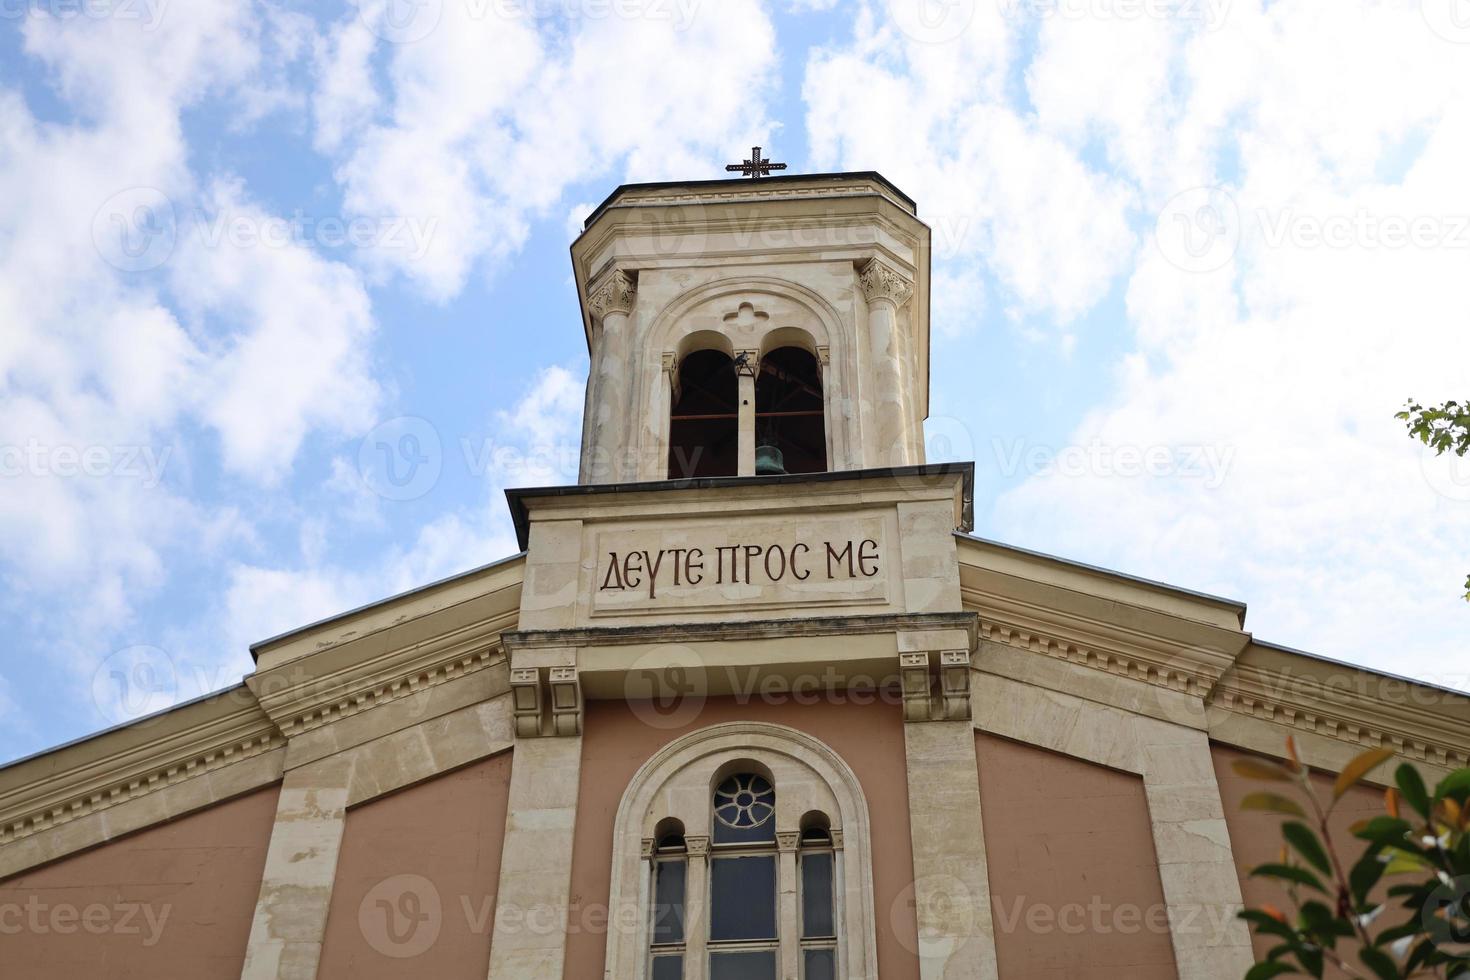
[504, 611, 978, 651]
[734, 347, 760, 378]
[587, 268, 637, 324]
[1209, 656, 1470, 769]
[686, 835, 710, 858]
[858, 257, 914, 309]
[0, 691, 282, 847]
[248, 613, 513, 739]
[777, 830, 800, 853]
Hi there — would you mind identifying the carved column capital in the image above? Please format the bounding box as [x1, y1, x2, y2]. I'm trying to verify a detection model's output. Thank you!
[686, 835, 710, 858]
[776, 830, 801, 853]
[734, 348, 760, 378]
[587, 268, 637, 324]
[859, 257, 913, 309]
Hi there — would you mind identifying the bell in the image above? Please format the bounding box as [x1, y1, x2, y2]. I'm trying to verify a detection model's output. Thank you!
[754, 443, 787, 475]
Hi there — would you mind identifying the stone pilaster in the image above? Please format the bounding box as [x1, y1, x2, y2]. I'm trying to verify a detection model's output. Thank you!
[584, 268, 637, 484]
[240, 759, 351, 980]
[735, 347, 759, 477]
[859, 257, 916, 468]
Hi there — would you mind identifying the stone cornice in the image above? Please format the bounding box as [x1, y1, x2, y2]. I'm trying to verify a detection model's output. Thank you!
[586, 267, 637, 324]
[0, 688, 282, 846]
[249, 611, 516, 738]
[1208, 646, 1470, 769]
[503, 610, 979, 651]
[859, 256, 914, 308]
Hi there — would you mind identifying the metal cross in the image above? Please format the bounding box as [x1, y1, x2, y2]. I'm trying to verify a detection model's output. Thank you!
[726, 146, 787, 179]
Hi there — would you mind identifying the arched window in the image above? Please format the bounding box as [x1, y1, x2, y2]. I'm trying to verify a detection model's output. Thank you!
[668, 349, 738, 479]
[708, 772, 779, 977]
[755, 347, 826, 474]
[649, 819, 689, 980]
[609, 723, 877, 980]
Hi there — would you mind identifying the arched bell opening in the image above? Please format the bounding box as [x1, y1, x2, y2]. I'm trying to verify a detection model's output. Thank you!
[668, 348, 738, 478]
[754, 346, 827, 475]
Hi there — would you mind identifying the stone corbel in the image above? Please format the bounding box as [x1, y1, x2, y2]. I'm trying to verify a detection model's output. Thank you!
[899, 649, 974, 722]
[508, 654, 583, 738]
[586, 267, 637, 326]
[858, 256, 914, 309]
[900, 652, 933, 723]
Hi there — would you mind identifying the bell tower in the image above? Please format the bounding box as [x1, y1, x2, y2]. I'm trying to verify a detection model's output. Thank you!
[571, 171, 932, 484]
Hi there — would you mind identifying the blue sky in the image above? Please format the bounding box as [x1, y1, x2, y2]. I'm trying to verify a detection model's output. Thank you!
[2, 0, 1468, 763]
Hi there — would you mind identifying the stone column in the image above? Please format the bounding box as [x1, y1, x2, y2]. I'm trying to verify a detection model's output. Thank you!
[685, 836, 710, 976]
[777, 830, 801, 979]
[859, 258, 915, 468]
[735, 348, 759, 477]
[240, 758, 351, 980]
[816, 344, 839, 471]
[899, 649, 999, 980]
[585, 268, 637, 484]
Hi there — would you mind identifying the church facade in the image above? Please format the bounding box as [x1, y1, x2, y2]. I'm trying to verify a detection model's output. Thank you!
[2, 172, 1467, 980]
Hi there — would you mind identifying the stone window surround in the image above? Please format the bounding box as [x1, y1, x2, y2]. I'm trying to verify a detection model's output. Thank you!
[605, 722, 878, 980]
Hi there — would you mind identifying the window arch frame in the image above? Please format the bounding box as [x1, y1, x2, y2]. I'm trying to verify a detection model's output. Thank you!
[606, 722, 879, 980]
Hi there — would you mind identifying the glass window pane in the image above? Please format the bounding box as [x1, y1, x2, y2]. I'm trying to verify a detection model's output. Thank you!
[652, 859, 686, 945]
[710, 949, 777, 980]
[651, 953, 684, 980]
[803, 948, 836, 980]
[709, 855, 777, 941]
[801, 851, 835, 938]
[712, 773, 776, 845]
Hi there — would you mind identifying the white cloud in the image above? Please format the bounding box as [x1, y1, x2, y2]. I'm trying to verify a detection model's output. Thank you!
[314, 0, 780, 299]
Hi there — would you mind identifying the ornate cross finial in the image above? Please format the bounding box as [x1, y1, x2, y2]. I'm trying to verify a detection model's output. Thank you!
[726, 146, 787, 179]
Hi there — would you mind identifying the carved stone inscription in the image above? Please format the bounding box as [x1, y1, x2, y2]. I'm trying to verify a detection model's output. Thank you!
[589, 516, 890, 616]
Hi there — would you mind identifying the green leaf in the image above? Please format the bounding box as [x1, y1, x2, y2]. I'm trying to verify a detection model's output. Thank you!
[1434, 768, 1470, 803]
[1358, 946, 1401, 980]
[1353, 816, 1412, 846]
[1395, 764, 1431, 818]
[1242, 791, 1309, 819]
[1240, 909, 1299, 943]
[1335, 748, 1397, 800]
[1245, 963, 1300, 980]
[1380, 847, 1431, 875]
[1349, 850, 1386, 905]
[1283, 822, 1333, 875]
[1250, 862, 1328, 893]
[1293, 943, 1325, 977]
